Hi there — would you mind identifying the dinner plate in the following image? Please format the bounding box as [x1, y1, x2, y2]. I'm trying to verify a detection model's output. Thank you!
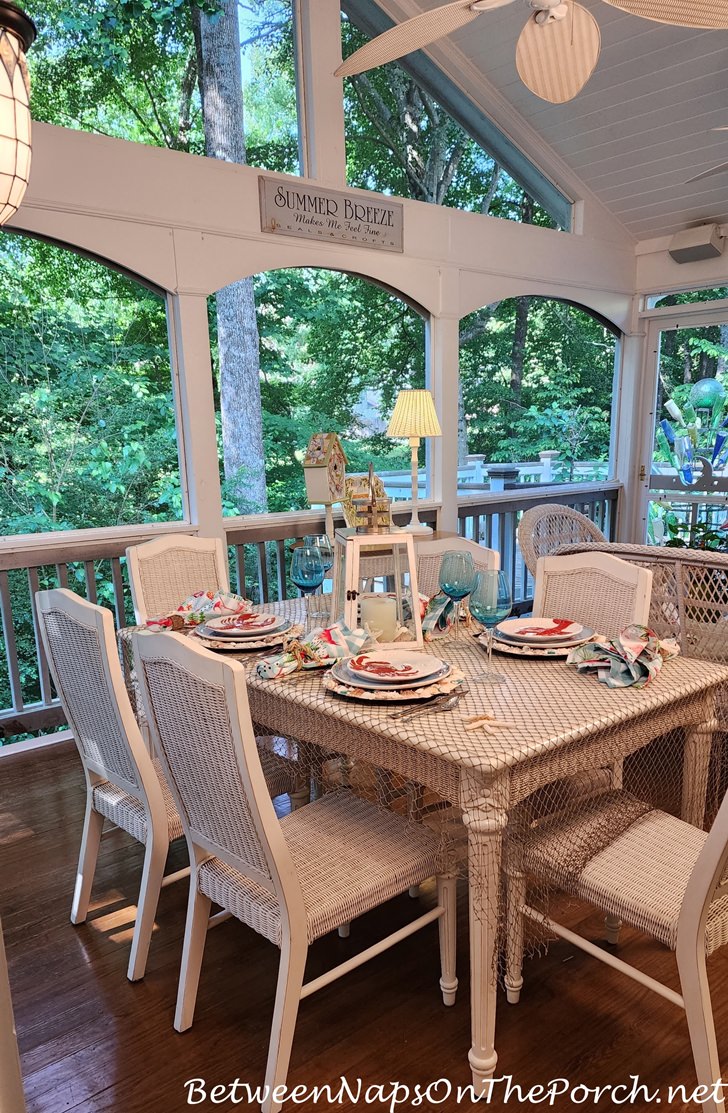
[490, 631, 593, 658]
[192, 625, 299, 652]
[323, 667, 465, 703]
[331, 659, 451, 691]
[496, 617, 585, 645]
[347, 651, 443, 683]
[202, 613, 289, 638]
[494, 625, 593, 648]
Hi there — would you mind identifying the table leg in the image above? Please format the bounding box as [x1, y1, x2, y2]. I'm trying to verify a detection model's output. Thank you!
[462, 773, 508, 1096]
[682, 712, 718, 829]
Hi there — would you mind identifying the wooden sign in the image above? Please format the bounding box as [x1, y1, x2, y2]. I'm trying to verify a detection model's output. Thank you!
[259, 177, 403, 252]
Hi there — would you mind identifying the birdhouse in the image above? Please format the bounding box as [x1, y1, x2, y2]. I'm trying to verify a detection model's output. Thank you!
[303, 433, 347, 505]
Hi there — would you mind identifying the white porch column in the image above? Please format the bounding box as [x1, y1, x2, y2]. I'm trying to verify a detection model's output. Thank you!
[427, 312, 461, 533]
[167, 293, 225, 543]
[294, 0, 346, 185]
[611, 328, 649, 544]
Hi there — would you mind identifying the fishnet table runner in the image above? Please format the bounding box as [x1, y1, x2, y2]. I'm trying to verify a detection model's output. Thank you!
[120, 601, 728, 1094]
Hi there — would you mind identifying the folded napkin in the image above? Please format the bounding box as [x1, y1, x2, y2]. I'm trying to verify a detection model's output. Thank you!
[567, 624, 680, 688]
[422, 592, 455, 638]
[146, 590, 251, 630]
[255, 622, 371, 679]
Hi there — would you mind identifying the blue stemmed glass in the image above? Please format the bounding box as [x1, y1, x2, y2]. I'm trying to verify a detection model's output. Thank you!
[438, 550, 476, 641]
[291, 545, 325, 633]
[304, 534, 333, 617]
[469, 570, 512, 684]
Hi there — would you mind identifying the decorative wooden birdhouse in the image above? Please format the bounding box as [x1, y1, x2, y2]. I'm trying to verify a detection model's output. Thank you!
[303, 432, 347, 505]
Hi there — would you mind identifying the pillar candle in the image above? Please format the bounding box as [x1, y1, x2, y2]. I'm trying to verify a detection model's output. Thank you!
[359, 594, 398, 642]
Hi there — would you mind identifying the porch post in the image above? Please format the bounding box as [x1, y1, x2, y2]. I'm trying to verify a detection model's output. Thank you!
[427, 311, 460, 533]
[612, 328, 649, 544]
[167, 293, 226, 543]
[294, 0, 346, 185]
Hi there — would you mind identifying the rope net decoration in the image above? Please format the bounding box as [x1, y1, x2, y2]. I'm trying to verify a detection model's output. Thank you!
[119, 595, 728, 981]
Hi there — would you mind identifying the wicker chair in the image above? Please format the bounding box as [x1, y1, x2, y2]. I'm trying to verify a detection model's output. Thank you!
[510, 787, 728, 1113]
[533, 551, 653, 638]
[518, 504, 607, 578]
[133, 629, 457, 1113]
[416, 536, 499, 598]
[0, 914, 25, 1113]
[35, 588, 187, 983]
[126, 534, 230, 623]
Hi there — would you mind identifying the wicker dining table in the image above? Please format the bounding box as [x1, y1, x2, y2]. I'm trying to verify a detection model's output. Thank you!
[121, 601, 728, 1093]
[199, 599, 728, 1095]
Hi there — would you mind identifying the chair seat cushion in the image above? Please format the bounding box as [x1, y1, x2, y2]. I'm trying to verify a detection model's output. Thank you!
[198, 788, 441, 946]
[93, 758, 184, 844]
[524, 794, 728, 954]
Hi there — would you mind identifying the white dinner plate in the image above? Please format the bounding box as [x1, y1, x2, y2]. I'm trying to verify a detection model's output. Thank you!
[347, 651, 443, 683]
[203, 613, 289, 638]
[495, 617, 585, 645]
[331, 660, 451, 691]
[494, 625, 593, 648]
[490, 631, 593, 658]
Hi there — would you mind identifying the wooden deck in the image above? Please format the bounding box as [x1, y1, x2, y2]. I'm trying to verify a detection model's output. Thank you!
[2, 740, 727, 1112]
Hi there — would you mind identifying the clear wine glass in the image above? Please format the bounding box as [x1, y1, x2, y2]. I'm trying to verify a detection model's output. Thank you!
[304, 534, 333, 619]
[469, 570, 512, 684]
[438, 550, 476, 641]
[291, 545, 325, 634]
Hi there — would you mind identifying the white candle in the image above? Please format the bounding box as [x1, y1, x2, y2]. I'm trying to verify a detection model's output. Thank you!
[360, 594, 398, 642]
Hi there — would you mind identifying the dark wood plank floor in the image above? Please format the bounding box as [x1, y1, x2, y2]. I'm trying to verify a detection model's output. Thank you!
[2, 741, 726, 1112]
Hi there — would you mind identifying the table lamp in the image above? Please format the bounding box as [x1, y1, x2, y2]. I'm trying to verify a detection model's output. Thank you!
[386, 389, 442, 535]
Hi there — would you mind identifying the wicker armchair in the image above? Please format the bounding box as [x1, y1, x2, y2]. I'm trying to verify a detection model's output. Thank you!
[510, 786, 728, 1113]
[36, 588, 186, 983]
[533, 551, 653, 638]
[133, 629, 457, 1113]
[518, 504, 606, 577]
[126, 534, 230, 623]
[416, 536, 499, 598]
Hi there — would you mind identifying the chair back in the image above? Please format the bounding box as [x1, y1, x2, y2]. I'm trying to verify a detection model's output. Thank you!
[533, 552, 652, 637]
[133, 631, 297, 905]
[518, 505, 606, 577]
[416, 537, 499, 599]
[679, 787, 728, 961]
[36, 589, 157, 803]
[126, 534, 230, 624]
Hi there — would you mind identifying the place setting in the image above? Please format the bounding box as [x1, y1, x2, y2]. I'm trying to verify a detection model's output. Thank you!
[191, 611, 301, 652]
[489, 616, 594, 659]
[322, 648, 465, 704]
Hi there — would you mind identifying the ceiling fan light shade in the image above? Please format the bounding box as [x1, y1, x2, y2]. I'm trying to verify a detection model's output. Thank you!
[601, 0, 728, 28]
[516, 2, 601, 103]
[0, 3, 35, 228]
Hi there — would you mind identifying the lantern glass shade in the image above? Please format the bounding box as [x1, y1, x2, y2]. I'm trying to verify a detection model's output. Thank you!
[0, 24, 31, 227]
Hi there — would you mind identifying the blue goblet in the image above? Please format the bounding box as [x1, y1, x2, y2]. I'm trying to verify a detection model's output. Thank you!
[438, 550, 476, 641]
[291, 545, 324, 633]
[469, 570, 512, 684]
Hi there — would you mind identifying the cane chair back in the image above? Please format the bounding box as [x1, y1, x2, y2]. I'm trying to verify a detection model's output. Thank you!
[35, 588, 182, 982]
[557, 542, 728, 664]
[518, 504, 606, 577]
[133, 630, 457, 1113]
[416, 537, 499, 599]
[533, 552, 652, 638]
[514, 787, 728, 1112]
[126, 534, 230, 623]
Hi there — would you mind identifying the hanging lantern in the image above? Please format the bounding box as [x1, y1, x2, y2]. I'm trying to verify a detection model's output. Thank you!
[0, 3, 35, 227]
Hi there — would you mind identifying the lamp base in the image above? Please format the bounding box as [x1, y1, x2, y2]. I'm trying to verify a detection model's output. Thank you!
[401, 519, 433, 536]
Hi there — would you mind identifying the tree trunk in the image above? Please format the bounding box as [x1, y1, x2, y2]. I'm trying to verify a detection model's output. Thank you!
[509, 296, 532, 406]
[718, 324, 728, 378]
[192, 0, 268, 513]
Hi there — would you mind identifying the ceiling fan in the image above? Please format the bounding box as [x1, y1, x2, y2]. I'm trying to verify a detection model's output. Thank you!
[336, 0, 728, 104]
[686, 128, 728, 184]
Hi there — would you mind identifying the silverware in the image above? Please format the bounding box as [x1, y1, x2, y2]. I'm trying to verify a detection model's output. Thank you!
[389, 692, 462, 722]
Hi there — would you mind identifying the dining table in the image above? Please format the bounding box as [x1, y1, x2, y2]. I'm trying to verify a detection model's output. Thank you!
[122, 600, 728, 1095]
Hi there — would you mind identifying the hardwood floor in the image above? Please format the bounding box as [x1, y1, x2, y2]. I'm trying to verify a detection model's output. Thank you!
[2, 740, 726, 1112]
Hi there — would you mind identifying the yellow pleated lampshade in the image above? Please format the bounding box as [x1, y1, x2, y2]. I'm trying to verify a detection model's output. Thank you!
[386, 389, 442, 439]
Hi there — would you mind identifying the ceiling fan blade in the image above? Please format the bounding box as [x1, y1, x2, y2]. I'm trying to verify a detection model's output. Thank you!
[600, 0, 728, 29]
[686, 161, 728, 184]
[516, 2, 601, 103]
[336, 0, 510, 78]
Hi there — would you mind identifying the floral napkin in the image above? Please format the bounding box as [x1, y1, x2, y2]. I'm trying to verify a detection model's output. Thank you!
[145, 590, 251, 630]
[255, 622, 371, 679]
[567, 624, 680, 688]
[422, 592, 455, 638]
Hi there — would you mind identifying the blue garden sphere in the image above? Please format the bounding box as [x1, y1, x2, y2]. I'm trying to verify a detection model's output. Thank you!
[689, 377, 725, 410]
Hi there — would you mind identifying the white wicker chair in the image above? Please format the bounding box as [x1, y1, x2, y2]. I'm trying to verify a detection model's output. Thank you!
[416, 536, 499, 598]
[533, 551, 653, 638]
[36, 588, 187, 983]
[126, 534, 230, 623]
[133, 629, 457, 1113]
[511, 788, 728, 1113]
[518, 504, 607, 578]
[0, 914, 25, 1113]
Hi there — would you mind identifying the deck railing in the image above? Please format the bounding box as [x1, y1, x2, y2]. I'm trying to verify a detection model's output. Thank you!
[0, 485, 618, 743]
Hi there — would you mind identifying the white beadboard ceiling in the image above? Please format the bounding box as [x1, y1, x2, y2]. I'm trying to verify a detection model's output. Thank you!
[364, 0, 728, 242]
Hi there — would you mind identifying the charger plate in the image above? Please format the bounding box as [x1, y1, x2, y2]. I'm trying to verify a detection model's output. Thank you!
[488, 632, 593, 659]
[332, 659, 451, 691]
[192, 623, 302, 652]
[323, 667, 465, 702]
